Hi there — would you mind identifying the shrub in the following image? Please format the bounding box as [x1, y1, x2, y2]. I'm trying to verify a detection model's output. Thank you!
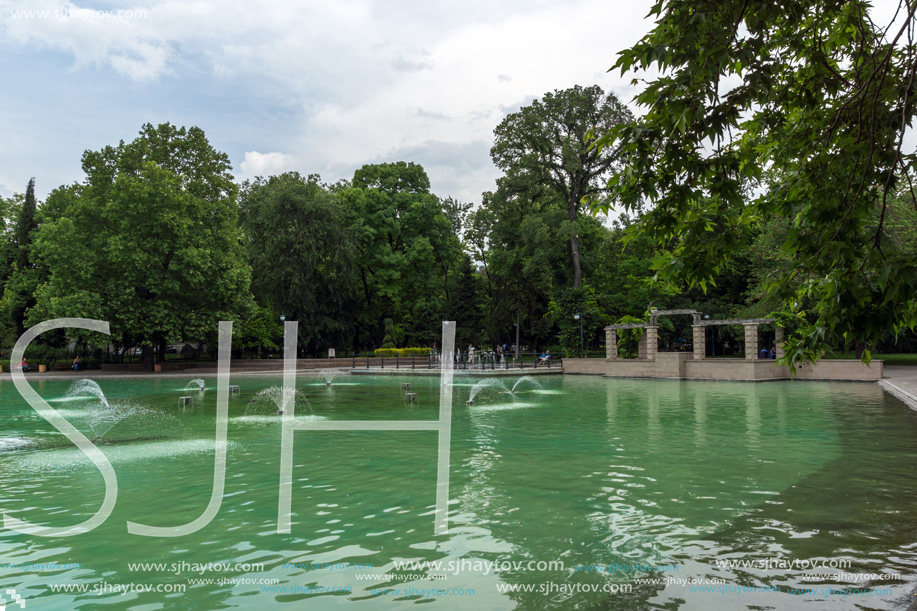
[614, 315, 648, 358]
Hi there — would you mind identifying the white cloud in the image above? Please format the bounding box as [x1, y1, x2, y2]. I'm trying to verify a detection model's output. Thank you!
[0, 0, 658, 202]
[1, 0, 178, 80]
[238, 151, 299, 179]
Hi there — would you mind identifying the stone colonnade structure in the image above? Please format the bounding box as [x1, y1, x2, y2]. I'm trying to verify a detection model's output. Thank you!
[580, 308, 881, 381]
[605, 309, 779, 362]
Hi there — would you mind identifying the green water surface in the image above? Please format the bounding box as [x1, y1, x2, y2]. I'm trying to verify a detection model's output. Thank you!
[1, 374, 916, 610]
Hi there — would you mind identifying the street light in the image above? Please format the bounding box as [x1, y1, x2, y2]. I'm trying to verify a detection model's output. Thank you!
[279, 312, 286, 322]
[574, 312, 583, 358]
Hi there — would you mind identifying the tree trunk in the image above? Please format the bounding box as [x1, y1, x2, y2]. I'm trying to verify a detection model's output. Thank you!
[569, 200, 583, 288]
[157, 334, 167, 363]
[142, 341, 155, 371]
[855, 341, 867, 360]
[515, 290, 521, 360]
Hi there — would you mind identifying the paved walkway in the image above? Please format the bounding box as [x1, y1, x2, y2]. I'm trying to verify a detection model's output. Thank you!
[0, 368, 344, 382]
[878, 365, 917, 410]
[350, 367, 563, 377]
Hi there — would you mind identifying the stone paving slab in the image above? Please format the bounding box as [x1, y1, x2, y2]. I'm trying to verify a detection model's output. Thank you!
[879, 365, 917, 410]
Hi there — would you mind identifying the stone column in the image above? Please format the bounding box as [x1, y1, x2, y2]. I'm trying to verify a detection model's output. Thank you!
[692, 325, 705, 360]
[744, 323, 759, 360]
[637, 332, 647, 359]
[775, 327, 785, 359]
[606, 328, 618, 360]
[646, 326, 658, 361]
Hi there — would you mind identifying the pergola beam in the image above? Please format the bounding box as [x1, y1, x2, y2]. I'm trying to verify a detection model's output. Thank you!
[698, 318, 774, 327]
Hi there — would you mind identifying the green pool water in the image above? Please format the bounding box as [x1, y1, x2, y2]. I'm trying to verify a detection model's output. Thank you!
[1, 374, 916, 610]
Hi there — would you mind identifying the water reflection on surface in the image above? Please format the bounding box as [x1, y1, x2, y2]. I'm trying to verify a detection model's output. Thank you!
[0, 375, 914, 610]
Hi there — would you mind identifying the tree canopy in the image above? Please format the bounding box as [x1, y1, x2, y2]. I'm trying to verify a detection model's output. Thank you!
[492, 85, 634, 288]
[597, 0, 917, 363]
[239, 172, 357, 355]
[3, 64, 917, 365]
[340, 162, 464, 347]
[28, 123, 253, 369]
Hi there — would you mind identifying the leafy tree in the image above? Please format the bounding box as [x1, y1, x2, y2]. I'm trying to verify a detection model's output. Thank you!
[546, 286, 603, 357]
[37, 184, 82, 226]
[381, 317, 401, 349]
[233, 305, 281, 357]
[448, 253, 485, 347]
[340, 162, 463, 348]
[0, 180, 41, 335]
[15, 178, 37, 271]
[599, 0, 917, 364]
[30, 123, 253, 369]
[239, 172, 357, 355]
[612, 314, 648, 359]
[492, 85, 634, 288]
[0, 193, 22, 300]
[442, 196, 473, 239]
[471, 181, 559, 354]
[591, 214, 670, 319]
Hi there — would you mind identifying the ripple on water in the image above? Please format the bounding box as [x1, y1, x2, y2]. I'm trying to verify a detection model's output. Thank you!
[302, 382, 362, 386]
[0, 437, 31, 452]
[232, 415, 330, 424]
[46, 396, 94, 403]
[5, 439, 236, 473]
[466, 402, 537, 411]
[41, 408, 94, 419]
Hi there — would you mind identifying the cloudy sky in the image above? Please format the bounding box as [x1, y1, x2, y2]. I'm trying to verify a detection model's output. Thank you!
[0, 0, 656, 203]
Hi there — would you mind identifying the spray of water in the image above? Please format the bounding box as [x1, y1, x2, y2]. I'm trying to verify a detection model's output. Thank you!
[66, 379, 111, 409]
[60, 379, 183, 443]
[185, 378, 207, 392]
[511, 376, 543, 394]
[466, 378, 513, 405]
[246, 387, 311, 416]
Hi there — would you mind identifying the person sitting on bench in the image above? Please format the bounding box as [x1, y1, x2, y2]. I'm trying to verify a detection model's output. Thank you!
[538, 350, 552, 365]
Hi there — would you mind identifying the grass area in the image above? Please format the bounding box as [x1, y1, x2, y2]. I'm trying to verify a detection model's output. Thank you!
[823, 351, 917, 366]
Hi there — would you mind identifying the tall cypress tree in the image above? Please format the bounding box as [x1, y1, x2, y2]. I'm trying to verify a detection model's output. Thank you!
[15, 178, 37, 270]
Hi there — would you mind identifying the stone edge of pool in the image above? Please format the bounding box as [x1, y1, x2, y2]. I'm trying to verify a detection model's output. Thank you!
[4, 363, 917, 414]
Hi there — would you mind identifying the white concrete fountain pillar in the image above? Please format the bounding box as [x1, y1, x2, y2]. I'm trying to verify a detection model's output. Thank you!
[645, 326, 658, 361]
[744, 323, 759, 360]
[606, 328, 618, 360]
[775, 327, 785, 359]
[692, 325, 705, 360]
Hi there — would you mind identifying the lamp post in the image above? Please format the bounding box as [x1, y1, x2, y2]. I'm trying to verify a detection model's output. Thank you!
[704, 314, 713, 357]
[574, 312, 583, 358]
[275, 313, 286, 359]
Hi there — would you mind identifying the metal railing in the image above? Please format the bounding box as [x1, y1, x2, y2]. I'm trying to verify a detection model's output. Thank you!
[349, 351, 561, 370]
